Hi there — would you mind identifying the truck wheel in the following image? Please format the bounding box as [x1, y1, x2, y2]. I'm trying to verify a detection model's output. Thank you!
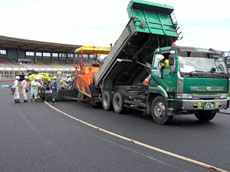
[195, 111, 216, 122]
[102, 90, 113, 111]
[113, 92, 124, 114]
[151, 96, 172, 125]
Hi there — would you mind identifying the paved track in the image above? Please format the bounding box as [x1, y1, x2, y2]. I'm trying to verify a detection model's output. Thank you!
[0, 88, 229, 171]
[51, 99, 230, 171]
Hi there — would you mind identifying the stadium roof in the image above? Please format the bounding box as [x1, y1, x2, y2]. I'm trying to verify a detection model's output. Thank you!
[0, 35, 81, 53]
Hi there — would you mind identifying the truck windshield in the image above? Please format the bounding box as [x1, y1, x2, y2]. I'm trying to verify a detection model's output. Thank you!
[179, 56, 227, 75]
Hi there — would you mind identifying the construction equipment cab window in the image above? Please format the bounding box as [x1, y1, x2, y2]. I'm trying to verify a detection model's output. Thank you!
[81, 54, 107, 67]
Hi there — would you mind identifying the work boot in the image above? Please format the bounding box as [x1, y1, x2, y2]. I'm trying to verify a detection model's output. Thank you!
[16, 99, 20, 103]
[24, 100, 28, 103]
[15, 99, 17, 103]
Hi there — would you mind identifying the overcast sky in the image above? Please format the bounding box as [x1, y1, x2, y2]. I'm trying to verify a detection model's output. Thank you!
[0, 0, 229, 51]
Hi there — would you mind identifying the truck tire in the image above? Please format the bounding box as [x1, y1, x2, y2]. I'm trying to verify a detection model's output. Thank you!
[102, 90, 113, 111]
[113, 92, 124, 114]
[194, 111, 216, 122]
[151, 96, 172, 125]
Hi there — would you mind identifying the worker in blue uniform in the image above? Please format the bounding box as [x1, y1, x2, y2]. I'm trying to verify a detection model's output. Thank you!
[51, 76, 58, 103]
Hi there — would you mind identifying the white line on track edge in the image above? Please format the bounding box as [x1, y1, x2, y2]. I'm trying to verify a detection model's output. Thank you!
[44, 101, 228, 172]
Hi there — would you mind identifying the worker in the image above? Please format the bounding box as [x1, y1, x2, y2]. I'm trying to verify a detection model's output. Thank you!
[30, 78, 42, 102]
[158, 58, 169, 78]
[158, 58, 165, 78]
[51, 76, 58, 103]
[60, 79, 67, 88]
[13, 76, 20, 103]
[21, 76, 29, 103]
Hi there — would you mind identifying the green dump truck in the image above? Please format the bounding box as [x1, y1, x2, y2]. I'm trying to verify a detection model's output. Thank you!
[91, 0, 229, 124]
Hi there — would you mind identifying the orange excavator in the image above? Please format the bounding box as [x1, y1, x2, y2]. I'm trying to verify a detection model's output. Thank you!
[74, 46, 110, 104]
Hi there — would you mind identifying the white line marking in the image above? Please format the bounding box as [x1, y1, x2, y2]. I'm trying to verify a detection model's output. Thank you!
[44, 101, 228, 172]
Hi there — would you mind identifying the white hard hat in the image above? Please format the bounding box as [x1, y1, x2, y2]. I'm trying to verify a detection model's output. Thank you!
[16, 76, 20, 79]
[24, 76, 28, 79]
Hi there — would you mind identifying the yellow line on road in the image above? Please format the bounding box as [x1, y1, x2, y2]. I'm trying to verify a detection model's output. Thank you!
[44, 101, 228, 172]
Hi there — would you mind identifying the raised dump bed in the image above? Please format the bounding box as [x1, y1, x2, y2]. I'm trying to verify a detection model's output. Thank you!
[94, 0, 180, 88]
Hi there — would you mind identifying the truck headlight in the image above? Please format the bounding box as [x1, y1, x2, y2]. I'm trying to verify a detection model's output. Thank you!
[220, 93, 227, 99]
[182, 94, 192, 99]
[177, 93, 192, 99]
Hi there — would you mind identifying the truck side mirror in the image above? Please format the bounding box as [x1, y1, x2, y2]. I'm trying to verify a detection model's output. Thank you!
[169, 55, 174, 66]
[224, 56, 230, 77]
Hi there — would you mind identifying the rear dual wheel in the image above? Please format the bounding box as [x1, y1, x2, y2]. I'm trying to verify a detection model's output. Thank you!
[102, 90, 113, 111]
[102, 91, 124, 114]
[112, 92, 124, 114]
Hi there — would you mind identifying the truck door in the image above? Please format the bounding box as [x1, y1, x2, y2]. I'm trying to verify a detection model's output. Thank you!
[153, 52, 177, 94]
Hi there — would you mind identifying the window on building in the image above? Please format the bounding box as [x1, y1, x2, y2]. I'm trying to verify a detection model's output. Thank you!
[0, 50, 6, 54]
[68, 54, 73, 57]
[68, 54, 73, 61]
[43, 52, 51, 57]
[59, 53, 66, 58]
[26, 52, 34, 56]
[36, 52, 42, 56]
[52, 53, 58, 60]
[52, 53, 58, 57]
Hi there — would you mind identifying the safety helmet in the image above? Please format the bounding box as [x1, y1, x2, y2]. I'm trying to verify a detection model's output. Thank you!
[16, 76, 20, 80]
[53, 76, 57, 79]
[24, 76, 28, 79]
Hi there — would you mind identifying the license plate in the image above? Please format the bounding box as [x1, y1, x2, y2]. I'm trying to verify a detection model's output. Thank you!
[204, 102, 215, 109]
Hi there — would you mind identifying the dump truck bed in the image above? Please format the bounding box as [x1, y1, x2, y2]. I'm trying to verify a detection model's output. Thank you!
[94, 0, 180, 87]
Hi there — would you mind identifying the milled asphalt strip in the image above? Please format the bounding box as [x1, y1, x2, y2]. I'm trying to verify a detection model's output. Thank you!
[44, 101, 228, 172]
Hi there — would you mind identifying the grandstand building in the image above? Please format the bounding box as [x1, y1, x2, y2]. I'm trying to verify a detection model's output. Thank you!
[0, 35, 81, 81]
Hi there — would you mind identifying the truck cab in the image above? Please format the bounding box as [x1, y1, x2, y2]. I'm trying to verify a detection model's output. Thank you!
[150, 45, 229, 124]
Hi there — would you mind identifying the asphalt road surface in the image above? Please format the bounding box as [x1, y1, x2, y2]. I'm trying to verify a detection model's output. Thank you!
[0, 88, 229, 172]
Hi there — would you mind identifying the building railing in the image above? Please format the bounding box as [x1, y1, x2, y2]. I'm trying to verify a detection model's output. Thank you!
[0, 70, 75, 81]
